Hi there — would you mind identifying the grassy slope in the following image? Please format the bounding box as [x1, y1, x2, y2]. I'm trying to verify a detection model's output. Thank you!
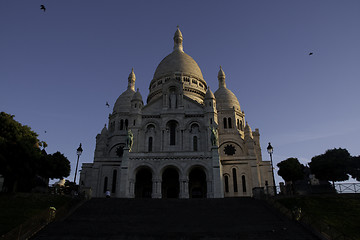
[0, 193, 72, 236]
[276, 194, 360, 239]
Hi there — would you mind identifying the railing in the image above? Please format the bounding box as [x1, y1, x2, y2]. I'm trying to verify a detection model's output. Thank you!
[0, 196, 85, 240]
[334, 183, 360, 194]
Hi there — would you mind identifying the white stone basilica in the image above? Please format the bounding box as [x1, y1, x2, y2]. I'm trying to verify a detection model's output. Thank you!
[80, 28, 273, 198]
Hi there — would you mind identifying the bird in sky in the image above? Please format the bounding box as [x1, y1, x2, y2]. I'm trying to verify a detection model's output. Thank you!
[106, 102, 110, 108]
[309, 52, 313, 55]
[40, 5, 46, 12]
[44, 130, 47, 133]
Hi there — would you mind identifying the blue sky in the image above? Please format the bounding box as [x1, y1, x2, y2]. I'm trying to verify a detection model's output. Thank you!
[1, 0, 360, 184]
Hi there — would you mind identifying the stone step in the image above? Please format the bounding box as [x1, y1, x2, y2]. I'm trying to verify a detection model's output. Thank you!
[31, 198, 320, 240]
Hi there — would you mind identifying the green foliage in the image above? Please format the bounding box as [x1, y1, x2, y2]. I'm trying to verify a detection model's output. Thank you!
[0, 112, 42, 192]
[277, 157, 305, 182]
[309, 148, 350, 184]
[0, 112, 71, 192]
[348, 156, 360, 181]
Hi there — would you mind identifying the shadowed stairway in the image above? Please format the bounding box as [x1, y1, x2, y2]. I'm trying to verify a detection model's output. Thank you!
[31, 198, 320, 240]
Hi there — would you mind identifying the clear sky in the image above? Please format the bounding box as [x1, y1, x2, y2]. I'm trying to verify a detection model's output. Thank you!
[1, 0, 360, 185]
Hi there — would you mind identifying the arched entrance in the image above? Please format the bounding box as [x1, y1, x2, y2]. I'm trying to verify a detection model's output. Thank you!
[189, 168, 207, 198]
[162, 168, 179, 198]
[135, 168, 152, 198]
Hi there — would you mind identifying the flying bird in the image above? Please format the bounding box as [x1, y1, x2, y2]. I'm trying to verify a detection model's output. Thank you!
[309, 52, 313, 55]
[106, 102, 110, 108]
[40, 5, 46, 12]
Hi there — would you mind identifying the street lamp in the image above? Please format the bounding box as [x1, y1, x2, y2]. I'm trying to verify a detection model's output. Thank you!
[267, 142, 276, 196]
[74, 143, 83, 184]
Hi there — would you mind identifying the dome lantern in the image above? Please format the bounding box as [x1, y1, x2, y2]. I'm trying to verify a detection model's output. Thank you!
[218, 66, 226, 88]
[128, 68, 136, 91]
[173, 26, 183, 52]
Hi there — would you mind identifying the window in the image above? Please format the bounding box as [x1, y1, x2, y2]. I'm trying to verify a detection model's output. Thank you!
[242, 175, 246, 193]
[232, 169, 238, 192]
[224, 175, 229, 193]
[224, 144, 236, 156]
[103, 177, 108, 193]
[148, 137, 153, 152]
[125, 119, 128, 129]
[240, 121, 243, 131]
[112, 170, 117, 193]
[135, 103, 137, 108]
[223, 118, 227, 129]
[169, 121, 176, 145]
[133, 120, 136, 126]
[228, 118, 232, 128]
[120, 120, 124, 130]
[210, 118, 212, 125]
[193, 136, 198, 151]
[237, 119, 240, 129]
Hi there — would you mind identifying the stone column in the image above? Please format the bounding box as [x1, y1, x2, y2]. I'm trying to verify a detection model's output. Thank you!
[152, 178, 162, 198]
[119, 147, 130, 198]
[211, 146, 224, 198]
[179, 177, 189, 198]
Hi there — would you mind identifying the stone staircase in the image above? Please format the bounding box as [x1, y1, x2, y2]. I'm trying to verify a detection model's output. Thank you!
[31, 198, 320, 240]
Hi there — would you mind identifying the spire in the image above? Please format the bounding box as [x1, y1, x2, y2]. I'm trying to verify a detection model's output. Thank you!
[218, 66, 226, 88]
[173, 26, 183, 52]
[128, 68, 136, 91]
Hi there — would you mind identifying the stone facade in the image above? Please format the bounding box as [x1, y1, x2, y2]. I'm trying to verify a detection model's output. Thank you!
[80, 28, 273, 198]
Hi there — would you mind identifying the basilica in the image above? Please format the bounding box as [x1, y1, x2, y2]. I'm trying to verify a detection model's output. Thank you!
[79, 28, 273, 198]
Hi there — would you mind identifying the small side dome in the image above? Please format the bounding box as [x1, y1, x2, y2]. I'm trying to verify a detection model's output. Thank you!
[101, 124, 108, 135]
[113, 69, 137, 113]
[214, 67, 241, 111]
[132, 88, 143, 102]
[205, 87, 215, 99]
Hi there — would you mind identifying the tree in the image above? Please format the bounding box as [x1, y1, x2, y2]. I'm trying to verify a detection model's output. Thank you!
[277, 158, 305, 182]
[348, 156, 360, 181]
[47, 152, 70, 179]
[0, 112, 42, 192]
[309, 148, 350, 185]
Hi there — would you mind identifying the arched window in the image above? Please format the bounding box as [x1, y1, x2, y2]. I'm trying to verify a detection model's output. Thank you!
[228, 118, 232, 128]
[169, 121, 176, 145]
[232, 168, 238, 192]
[240, 120, 243, 131]
[242, 175, 246, 193]
[103, 177, 108, 193]
[135, 103, 137, 108]
[224, 175, 229, 193]
[125, 119, 128, 129]
[210, 118, 212, 125]
[120, 120, 124, 130]
[237, 119, 240, 129]
[133, 120, 136, 126]
[223, 117, 227, 129]
[193, 136, 198, 151]
[112, 170, 117, 193]
[148, 137, 153, 152]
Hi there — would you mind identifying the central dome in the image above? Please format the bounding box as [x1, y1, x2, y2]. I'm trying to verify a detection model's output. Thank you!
[153, 50, 204, 80]
[147, 27, 207, 104]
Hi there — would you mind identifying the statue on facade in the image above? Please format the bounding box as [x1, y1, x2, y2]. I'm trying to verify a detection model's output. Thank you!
[126, 130, 134, 151]
[210, 127, 218, 146]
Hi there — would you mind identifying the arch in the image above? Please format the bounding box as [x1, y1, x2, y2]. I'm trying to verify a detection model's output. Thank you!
[135, 167, 152, 198]
[228, 117, 232, 128]
[189, 167, 207, 198]
[167, 120, 178, 145]
[111, 170, 117, 193]
[224, 174, 229, 193]
[232, 168, 238, 192]
[223, 117, 227, 129]
[103, 177, 108, 193]
[162, 167, 179, 198]
[148, 137, 153, 152]
[242, 175, 247, 193]
[193, 136, 198, 151]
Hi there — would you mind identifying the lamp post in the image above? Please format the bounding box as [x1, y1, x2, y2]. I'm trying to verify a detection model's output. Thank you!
[267, 142, 276, 196]
[73, 143, 83, 184]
